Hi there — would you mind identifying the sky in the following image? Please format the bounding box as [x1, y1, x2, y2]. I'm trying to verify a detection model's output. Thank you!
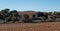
[0, 0, 60, 12]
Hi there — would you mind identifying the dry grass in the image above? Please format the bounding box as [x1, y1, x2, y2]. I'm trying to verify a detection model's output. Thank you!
[0, 22, 60, 31]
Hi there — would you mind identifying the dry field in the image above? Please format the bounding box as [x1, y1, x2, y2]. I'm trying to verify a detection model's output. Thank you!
[0, 22, 60, 31]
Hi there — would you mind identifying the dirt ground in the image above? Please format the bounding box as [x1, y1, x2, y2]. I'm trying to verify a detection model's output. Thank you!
[0, 22, 60, 31]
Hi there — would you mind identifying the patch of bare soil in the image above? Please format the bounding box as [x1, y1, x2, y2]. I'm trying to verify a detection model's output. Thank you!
[0, 22, 60, 31]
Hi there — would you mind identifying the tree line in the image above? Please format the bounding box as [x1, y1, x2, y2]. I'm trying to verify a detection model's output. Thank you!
[0, 8, 60, 23]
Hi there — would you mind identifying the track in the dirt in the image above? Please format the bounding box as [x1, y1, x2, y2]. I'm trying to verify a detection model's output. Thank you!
[0, 22, 60, 31]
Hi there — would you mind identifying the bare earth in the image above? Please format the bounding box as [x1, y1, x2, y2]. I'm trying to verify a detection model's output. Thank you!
[0, 22, 60, 31]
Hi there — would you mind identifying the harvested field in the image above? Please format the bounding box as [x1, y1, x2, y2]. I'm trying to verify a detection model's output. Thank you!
[0, 22, 60, 31]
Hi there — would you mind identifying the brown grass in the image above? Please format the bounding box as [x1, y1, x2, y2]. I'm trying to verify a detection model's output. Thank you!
[0, 22, 60, 31]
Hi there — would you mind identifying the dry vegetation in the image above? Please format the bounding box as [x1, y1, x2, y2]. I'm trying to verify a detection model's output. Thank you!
[0, 22, 60, 31]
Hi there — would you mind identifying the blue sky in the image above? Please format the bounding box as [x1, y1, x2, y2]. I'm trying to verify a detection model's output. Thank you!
[0, 0, 60, 12]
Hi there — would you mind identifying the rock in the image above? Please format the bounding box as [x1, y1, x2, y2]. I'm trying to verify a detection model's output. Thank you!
[0, 19, 5, 24]
[55, 18, 60, 22]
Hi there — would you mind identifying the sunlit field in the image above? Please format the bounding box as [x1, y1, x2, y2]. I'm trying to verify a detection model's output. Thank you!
[0, 22, 60, 31]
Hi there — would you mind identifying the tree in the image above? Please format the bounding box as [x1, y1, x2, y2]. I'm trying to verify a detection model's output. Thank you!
[36, 12, 44, 17]
[0, 8, 10, 23]
[36, 12, 48, 20]
[55, 12, 60, 18]
[5, 10, 21, 23]
[22, 14, 32, 23]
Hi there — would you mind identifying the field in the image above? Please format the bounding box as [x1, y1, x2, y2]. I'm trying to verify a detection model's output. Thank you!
[0, 22, 60, 31]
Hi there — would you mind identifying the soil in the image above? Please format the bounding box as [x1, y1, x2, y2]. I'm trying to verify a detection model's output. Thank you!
[0, 22, 60, 31]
